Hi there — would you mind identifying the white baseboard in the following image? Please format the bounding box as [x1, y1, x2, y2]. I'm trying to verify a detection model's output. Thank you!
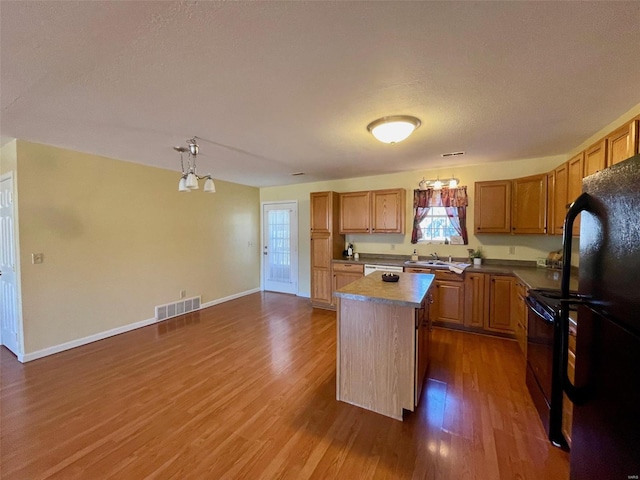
[19, 287, 261, 363]
[200, 287, 261, 309]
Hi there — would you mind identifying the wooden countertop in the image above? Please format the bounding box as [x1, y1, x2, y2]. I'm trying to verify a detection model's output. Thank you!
[334, 271, 435, 308]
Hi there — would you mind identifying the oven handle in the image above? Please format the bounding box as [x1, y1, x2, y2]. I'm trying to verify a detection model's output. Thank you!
[525, 296, 554, 324]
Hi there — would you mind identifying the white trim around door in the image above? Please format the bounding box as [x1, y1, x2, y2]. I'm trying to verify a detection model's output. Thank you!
[261, 201, 298, 295]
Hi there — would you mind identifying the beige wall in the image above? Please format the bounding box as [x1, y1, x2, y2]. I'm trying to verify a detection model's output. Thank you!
[568, 103, 640, 158]
[15, 141, 260, 354]
[261, 155, 569, 297]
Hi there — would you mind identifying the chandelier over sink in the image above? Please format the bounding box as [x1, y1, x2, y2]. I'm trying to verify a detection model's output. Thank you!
[175, 137, 215, 193]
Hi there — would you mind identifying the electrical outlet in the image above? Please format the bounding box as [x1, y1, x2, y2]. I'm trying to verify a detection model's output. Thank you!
[180, 290, 186, 299]
[32, 253, 44, 264]
[509, 246, 516, 255]
[390, 244, 395, 250]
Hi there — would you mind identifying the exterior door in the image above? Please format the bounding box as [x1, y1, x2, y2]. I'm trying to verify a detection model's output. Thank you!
[262, 202, 298, 294]
[0, 173, 20, 355]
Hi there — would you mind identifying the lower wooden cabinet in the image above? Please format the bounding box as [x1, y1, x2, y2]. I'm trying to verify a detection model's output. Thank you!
[514, 279, 529, 358]
[311, 235, 333, 307]
[414, 294, 431, 405]
[406, 268, 464, 327]
[332, 262, 364, 294]
[464, 272, 489, 328]
[487, 275, 517, 334]
[406, 269, 518, 338]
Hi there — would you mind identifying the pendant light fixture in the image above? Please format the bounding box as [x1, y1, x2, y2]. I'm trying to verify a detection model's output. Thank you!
[367, 115, 421, 144]
[175, 137, 215, 193]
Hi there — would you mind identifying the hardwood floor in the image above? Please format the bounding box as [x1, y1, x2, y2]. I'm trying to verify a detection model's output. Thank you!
[0, 292, 568, 479]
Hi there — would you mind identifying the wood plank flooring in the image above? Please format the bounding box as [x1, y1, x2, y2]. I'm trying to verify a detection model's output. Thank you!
[0, 292, 569, 479]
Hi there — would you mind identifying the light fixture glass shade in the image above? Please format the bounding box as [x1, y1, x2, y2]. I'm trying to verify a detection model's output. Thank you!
[433, 179, 443, 190]
[203, 178, 216, 193]
[367, 115, 421, 144]
[185, 172, 198, 189]
[449, 178, 458, 188]
[178, 177, 190, 192]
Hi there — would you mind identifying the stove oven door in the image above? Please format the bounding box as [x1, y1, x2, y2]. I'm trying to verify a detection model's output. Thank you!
[526, 297, 555, 438]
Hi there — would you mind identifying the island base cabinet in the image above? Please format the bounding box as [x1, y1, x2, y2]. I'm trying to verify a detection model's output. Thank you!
[337, 298, 416, 421]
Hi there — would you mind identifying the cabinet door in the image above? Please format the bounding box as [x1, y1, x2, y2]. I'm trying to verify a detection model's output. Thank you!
[584, 140, 606, 177]
[547, 171, 555, 235]
[433, 280, 465, 325]
[339, 191, 370, 233]
[414, 297, 430, 406]
[310, 235, 332, 305]
[371, 189, 405, 234]
[464, 272, 488, 328]
[514, 280, 528, 358]
[487, 275, 516, 333]
[474, 180, 511, 233]
[553, 163, 568, 236]
[567, 152, 584, 237]
[512, 174, 547, 234]
[310, 192, 331, 234]
[607, 119, 638, 167]
[333, 271, 363, 292]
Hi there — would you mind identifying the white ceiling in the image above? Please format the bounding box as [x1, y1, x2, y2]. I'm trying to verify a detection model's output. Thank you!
[1, 1, 639, 187]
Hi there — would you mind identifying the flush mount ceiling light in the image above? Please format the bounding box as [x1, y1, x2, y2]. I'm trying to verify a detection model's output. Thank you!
[175, 137, 215, 193]
[366, 115, 421, 144]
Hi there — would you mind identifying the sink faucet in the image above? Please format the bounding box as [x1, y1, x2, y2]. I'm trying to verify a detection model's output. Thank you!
[430, 252, 439, 260]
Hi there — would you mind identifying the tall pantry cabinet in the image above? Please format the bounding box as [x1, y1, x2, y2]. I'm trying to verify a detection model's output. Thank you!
[310, 192, 344, 309]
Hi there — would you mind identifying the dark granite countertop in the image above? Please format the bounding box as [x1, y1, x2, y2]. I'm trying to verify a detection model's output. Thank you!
[334, 271, 435, 308]
[332, 254, 578, 291]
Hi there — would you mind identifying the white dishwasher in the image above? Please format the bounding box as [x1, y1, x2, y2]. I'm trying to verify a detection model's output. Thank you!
[364, 264, 404, 276]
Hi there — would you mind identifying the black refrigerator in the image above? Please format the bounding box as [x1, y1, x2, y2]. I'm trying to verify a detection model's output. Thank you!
[561, 153, 640, 479]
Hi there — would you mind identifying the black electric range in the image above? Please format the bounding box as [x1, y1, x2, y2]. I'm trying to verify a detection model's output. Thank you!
[525, 289, 580, 449]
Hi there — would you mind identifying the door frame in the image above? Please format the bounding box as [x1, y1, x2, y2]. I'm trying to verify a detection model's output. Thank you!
[0, 171, 24, 358]
[260, 200, 298, 295]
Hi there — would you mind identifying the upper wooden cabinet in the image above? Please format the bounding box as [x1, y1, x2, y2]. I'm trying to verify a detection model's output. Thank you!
[340, 188, 405, 234]
[371, 189, 405, 233]
[546, 171, 555, 235]
[474, 180, 511, 234]
[584, 139, 607, 177]
[607, 118, 639, 167]
[567, 152, 584, 236]
[475, 175, 547, 235]
[552, 164, 567, 235]
[512, 174, 547, 234]
[310, 191, 332, 234]
[339, 191, 370, 233]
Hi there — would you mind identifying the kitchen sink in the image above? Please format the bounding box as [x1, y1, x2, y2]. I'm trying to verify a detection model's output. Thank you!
[404, 260, 451, 269]
[404, 260, 471, 271]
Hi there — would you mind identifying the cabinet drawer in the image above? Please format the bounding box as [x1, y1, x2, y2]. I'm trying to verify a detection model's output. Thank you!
[404, 267, 432, 274]
[434, 270, 464, 282]
[333, 262, 364, 273]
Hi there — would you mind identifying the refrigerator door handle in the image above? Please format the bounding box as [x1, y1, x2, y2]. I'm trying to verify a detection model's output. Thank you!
[561, 192, 591, 298]
[560, 192, 593, 405]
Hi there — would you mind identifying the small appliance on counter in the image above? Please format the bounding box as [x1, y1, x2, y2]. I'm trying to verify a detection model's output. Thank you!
[545, 249, 563, 269]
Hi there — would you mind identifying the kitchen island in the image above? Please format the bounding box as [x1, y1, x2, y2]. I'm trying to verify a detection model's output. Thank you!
[334, 271, 435, 420]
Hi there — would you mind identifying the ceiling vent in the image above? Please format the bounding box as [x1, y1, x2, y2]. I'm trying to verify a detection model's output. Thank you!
[441, 151, 466, 158]
[290, 172, 305, 176]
